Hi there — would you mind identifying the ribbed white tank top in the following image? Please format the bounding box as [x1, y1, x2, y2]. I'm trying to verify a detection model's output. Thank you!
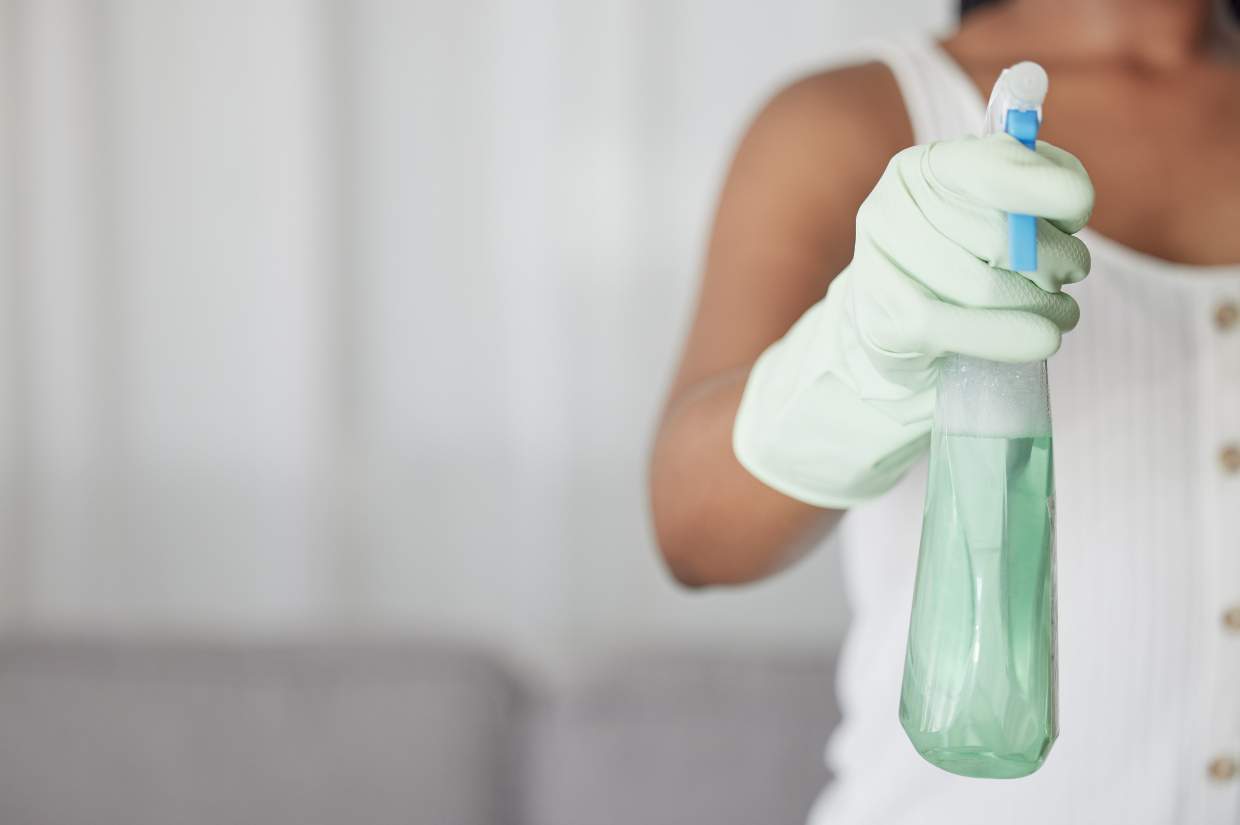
[811, 35, 1240, 825]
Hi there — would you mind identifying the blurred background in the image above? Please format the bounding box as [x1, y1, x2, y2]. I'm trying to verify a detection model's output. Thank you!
[0, 1, 954, 823]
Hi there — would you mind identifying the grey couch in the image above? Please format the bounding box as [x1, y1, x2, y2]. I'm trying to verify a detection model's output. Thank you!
[0, 637, 839, 825]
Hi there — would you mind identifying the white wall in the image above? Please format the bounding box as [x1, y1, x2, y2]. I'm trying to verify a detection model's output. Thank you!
[0, 0, 952, 670]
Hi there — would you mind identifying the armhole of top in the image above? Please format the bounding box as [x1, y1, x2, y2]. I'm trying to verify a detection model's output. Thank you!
[856, 35, 987, 144]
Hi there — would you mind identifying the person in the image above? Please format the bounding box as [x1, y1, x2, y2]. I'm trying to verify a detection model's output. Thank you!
[648, 0, 1240, 822]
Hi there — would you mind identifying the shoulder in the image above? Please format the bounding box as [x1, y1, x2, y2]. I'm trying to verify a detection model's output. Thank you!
[729, 62, 913, 209]
[750, 62, 911, 155]
[760, 61, 910, 138]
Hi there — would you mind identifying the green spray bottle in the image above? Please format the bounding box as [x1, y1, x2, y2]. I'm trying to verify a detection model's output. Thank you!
[898, 61, 1058, 780]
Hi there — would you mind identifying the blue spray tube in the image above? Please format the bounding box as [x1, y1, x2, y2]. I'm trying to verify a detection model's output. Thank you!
[899, 62, 1059, 779]
[986, 61, 1048, 271]
[1005, 108, 1040, 270]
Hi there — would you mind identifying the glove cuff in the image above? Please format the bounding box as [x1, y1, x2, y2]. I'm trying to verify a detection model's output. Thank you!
[733, 332, 932, 509]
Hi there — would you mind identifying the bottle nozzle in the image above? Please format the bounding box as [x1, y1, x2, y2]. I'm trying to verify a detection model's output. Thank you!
[1003, 61, 1048, 109]
[982, 61, 1047, 272]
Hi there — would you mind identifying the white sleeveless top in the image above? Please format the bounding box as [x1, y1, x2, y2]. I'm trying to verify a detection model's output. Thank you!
[811, 36, 1240, 825]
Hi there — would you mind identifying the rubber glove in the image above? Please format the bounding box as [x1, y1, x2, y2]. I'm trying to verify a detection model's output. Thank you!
[733, 134, 1094, 508]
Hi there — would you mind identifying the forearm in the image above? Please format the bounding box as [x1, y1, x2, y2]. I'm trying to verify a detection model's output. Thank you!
[649, 365, 843, 588]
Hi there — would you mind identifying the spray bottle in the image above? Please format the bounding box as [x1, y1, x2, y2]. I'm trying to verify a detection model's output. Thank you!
[898, 62, 1058, 780]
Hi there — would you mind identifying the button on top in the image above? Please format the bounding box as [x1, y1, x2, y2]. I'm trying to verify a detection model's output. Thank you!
[1208, 756, 1237, 782]
[1221, 444, 1240, 474]
[1215, 302, 1239, 331]
[1224, 607, 1240, 632]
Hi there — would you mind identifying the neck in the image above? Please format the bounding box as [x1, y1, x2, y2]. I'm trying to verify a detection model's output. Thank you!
[982, 0, 1218, 68]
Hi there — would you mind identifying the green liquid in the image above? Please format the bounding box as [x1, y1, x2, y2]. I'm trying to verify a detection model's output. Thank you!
[899, 433, 1057, 779]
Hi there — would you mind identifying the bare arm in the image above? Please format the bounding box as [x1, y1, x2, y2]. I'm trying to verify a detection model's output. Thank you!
[648, 64, 911, 587]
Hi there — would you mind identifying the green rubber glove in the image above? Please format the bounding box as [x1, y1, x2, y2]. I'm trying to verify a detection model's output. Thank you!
[732, 134, 1094, 508]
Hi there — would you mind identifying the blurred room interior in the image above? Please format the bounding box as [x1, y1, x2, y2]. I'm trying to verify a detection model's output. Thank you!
[0, 1, 953, 823]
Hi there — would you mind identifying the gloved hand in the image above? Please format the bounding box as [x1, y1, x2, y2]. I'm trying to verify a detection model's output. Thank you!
[732, 133, 1094, 508]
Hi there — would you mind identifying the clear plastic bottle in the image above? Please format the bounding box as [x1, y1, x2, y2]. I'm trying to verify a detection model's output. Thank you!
[898, 62, 1059, 780]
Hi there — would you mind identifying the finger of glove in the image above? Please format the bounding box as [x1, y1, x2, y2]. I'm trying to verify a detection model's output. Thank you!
[920, 301, 1064, 363]
[925, 134, 1095, 233]
[857, 174, 1083, 329]
[1029, 141, 1094, 234]
[854, 250, 1079, 366]
[911, 178, 1092, 293]
[853, 261, 1064, 361]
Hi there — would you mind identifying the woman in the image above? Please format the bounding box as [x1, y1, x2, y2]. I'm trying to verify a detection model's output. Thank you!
[649, 0, 1240, 822]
